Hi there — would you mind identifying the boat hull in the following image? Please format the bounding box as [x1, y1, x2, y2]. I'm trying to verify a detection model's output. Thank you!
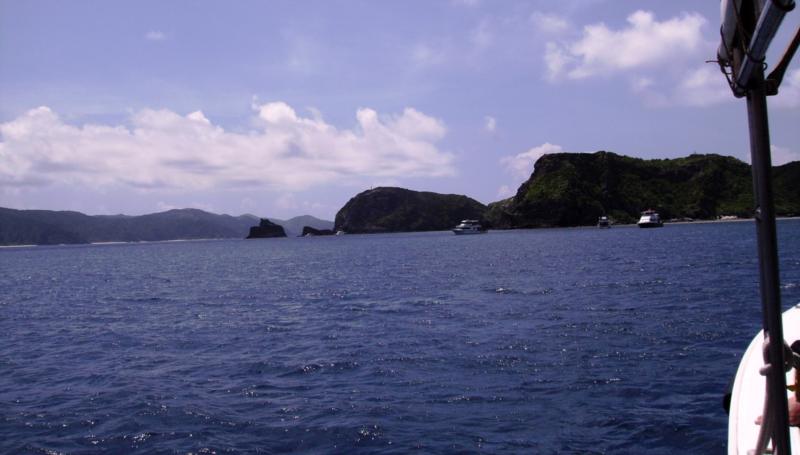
[728, 304, 800, 454]
[637, 222, 663, 228]
[452, 229, 487, 235]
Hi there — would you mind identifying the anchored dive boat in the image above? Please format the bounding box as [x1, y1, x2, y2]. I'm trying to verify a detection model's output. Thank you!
[716, 0, 800, 453]
[637, 210, 663, 228]
[452, 220, 487, 235]
[597, 216, 611, 228]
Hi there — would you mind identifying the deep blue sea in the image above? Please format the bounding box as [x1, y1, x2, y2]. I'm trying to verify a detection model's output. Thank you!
[2, 220, 800, 454]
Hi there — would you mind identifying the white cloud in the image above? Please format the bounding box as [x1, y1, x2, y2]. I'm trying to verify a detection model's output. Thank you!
[496, 184, 514, 198]
[500, 142, 564, 178]
[484, 116, 496, 132]
[0, 103, 455, 192]
[546, 10, 706, 80]
[773, 69, 800, 109]
[771, 144, 800, 166]
[630, 65, 732, 108]
[145, 31, 166, 41]
[674, 65, 731, 107]
[530, 12, 569, 35]
[544, 42, 573, 82]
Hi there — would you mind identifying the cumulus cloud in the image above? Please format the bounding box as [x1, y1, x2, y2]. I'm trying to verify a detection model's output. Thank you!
[500, 142, 564, 178]
[145, 31, 166, 41]
[544, 42, 572, 82]
[0, 103, 454, 192]
[673, 65, 731, 107]
[772, 69, 800, 109]
[545, 10, 706, 80]
[633, 65, 732, 108]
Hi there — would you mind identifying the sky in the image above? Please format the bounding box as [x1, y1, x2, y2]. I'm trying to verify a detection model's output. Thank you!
[1, 0, 799, 220]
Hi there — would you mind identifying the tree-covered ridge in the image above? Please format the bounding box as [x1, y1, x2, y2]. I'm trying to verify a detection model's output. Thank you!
[486, 151, 798, 228]
[0, 208, 258, 245]
[335, 187, 487, 234]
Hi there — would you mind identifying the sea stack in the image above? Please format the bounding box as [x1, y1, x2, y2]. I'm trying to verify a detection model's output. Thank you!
[246, 218, 287, 238]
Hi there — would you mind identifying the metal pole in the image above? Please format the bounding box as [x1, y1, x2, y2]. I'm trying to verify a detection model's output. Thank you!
[746, 64, 791, 454]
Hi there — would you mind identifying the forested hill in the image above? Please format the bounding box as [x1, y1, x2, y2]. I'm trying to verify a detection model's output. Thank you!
[335, 187, 487, 234]
[485, 152, 800, 228]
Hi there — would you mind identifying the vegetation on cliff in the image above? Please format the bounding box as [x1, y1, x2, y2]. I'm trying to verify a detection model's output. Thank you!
[485, 152, 799, 228]
[335, 187, 487, 233]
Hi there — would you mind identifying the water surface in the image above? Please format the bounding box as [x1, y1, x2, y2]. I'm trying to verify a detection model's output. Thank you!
[2, 220, 799, 453]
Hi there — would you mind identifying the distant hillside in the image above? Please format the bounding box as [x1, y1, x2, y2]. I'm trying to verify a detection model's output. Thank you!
[773, 161, 800, 216]
[0, 208, 258, 245]
[269, 215, 334, 237]
[335, 187, 487, 233]
[485, 152, 799, 228]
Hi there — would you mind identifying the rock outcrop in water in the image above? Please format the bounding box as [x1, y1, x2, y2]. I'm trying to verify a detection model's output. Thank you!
[301, 226, 335, 236]
[484, 152, 800, 228]
[246, 218, 287, 238]
[269, 215, 334, 237]
[335, 187, 487, 234]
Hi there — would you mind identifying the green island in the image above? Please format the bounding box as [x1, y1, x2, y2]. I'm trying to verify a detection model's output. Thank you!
[1, 152, 797, 245]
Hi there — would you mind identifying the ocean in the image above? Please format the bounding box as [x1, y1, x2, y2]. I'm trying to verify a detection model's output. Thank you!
[2, 220, 799, 454]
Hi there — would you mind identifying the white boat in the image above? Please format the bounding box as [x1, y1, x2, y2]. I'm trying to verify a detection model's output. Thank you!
[717, 1, 798, 452]
[452, 219, 486, 235]
[727, 304, 800, 454]
[637, 210, 663, 228]
[597, 216, 611, 228]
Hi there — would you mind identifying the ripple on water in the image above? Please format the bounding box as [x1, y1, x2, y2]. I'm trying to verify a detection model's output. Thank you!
[1, 220, 798, 453]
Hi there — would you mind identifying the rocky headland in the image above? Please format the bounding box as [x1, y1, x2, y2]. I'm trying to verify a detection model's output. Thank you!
[485, 152, 799, 228]
[334, 187, 487, 234]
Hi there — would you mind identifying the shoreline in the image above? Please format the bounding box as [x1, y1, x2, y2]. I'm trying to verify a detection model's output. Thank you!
[2, 217, 798, 248]
[0, 237, 234, 249]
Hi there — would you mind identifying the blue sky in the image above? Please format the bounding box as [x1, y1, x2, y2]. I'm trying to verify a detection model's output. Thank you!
[1, 0, 798, 220]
